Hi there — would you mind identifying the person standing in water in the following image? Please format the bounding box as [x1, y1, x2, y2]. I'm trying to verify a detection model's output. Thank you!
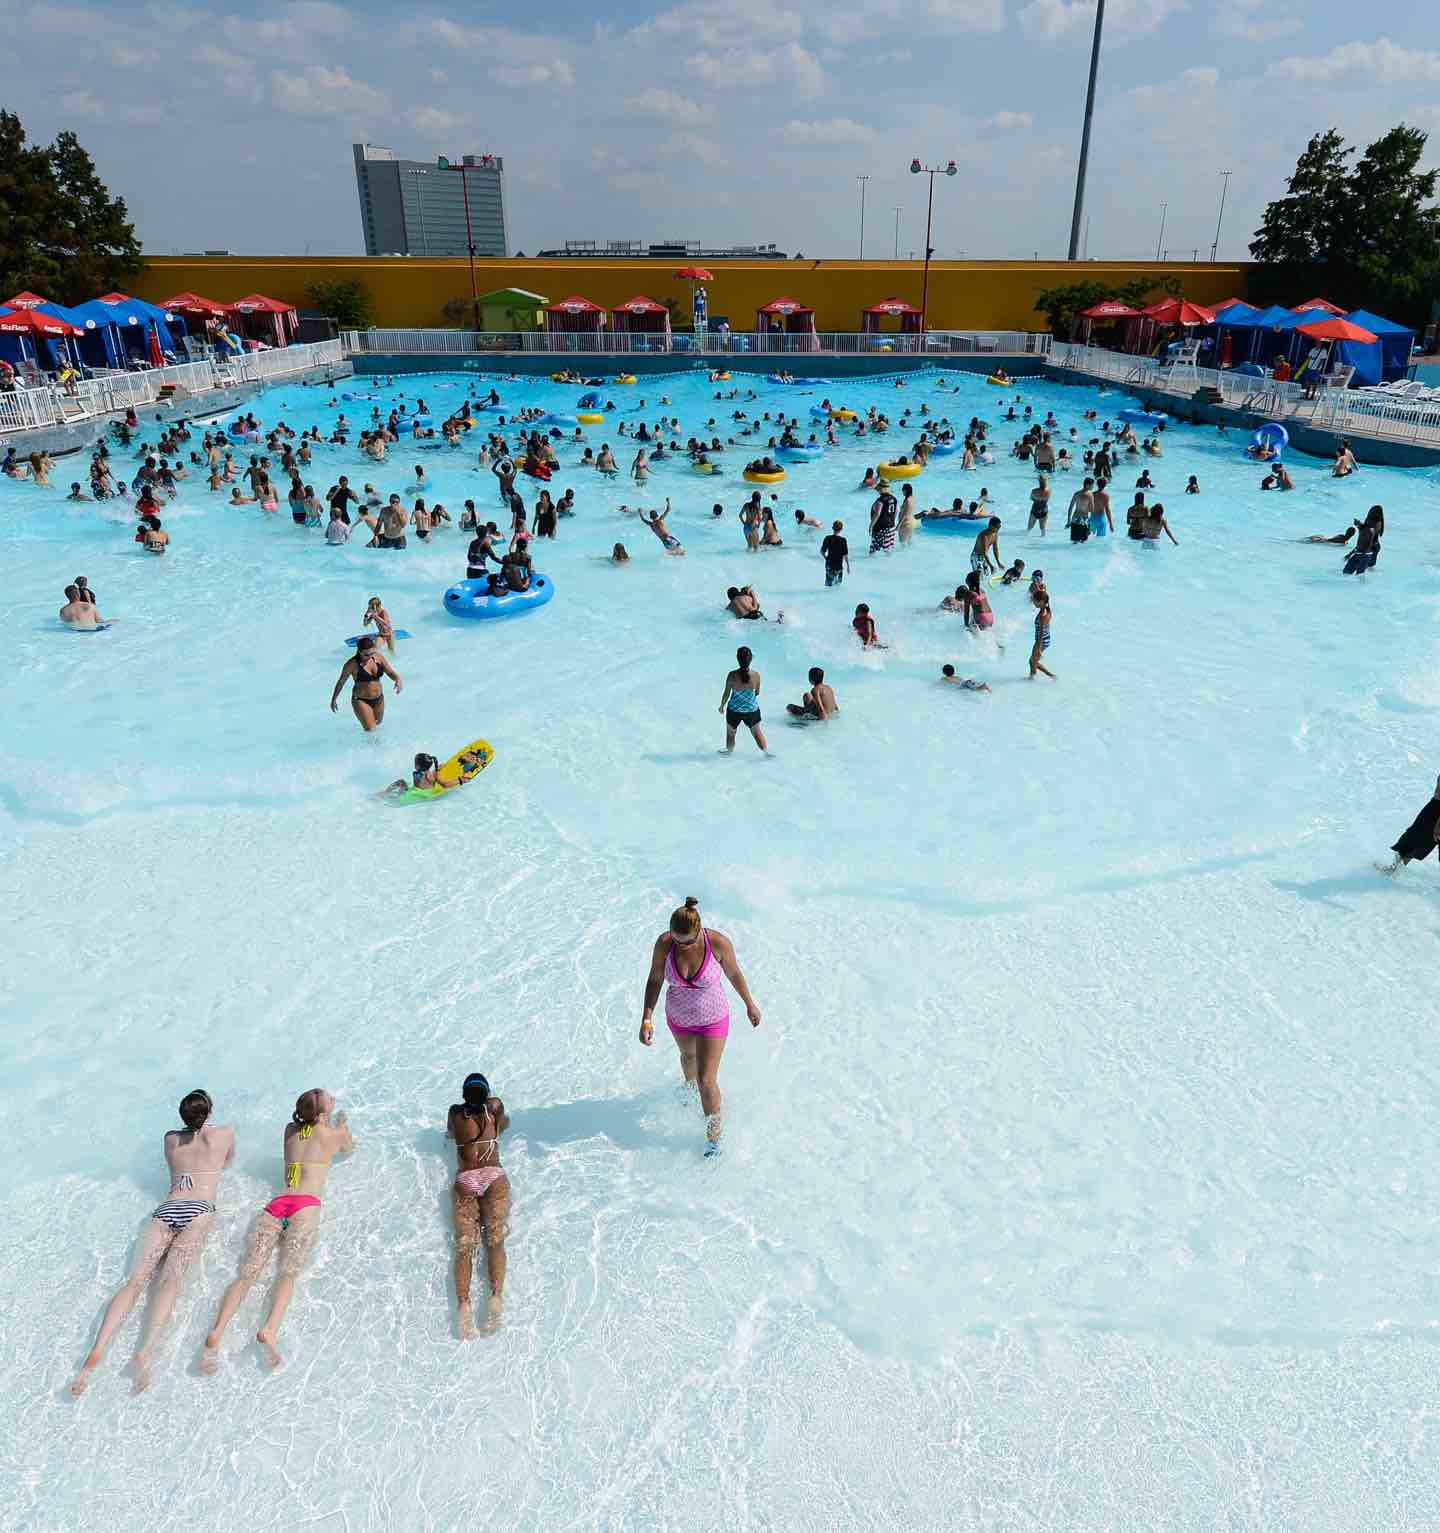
[1378, 772, 1440, 875]
[70, 1090, 234, 1396]
[639, 896, 763, 1154]
[201, 1088, 353, 1373]
[330, 635, 401, 732]
[447, 1073, 510, 1339]
[720, 645, 770, 754]
[1029, 592, 1055, 679]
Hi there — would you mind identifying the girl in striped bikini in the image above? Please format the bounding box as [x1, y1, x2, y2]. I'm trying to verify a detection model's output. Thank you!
[640, 897, 763, 1155]
[70, 1090, 235, 1396]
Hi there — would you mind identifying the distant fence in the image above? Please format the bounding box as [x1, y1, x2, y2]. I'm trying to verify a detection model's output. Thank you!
[342, 329, 1052, 358]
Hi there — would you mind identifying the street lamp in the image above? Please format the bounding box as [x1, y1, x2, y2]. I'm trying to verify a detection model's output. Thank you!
[1067, 0, 1106, 261]
[856, 174, 870, 260]
[1210, 169, 1233, 262]
[440, 156, 484, 331]
[909, 157, 957, 337]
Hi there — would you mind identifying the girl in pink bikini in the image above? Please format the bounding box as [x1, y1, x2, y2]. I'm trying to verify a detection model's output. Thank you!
[446, 1073, 510, 1339]
[639, 897, 763, 1156]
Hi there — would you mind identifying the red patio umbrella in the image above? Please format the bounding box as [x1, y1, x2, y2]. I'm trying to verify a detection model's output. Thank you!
[1296, 317, 1376, 343]
[159, 291, 229, 317]
[673, 266, 714, 282]
[1141, 298, 1216, 326]
[3, 290, 52, 309]
[1292, 297, 1346, 316]
[0, 307, 81, 337]
[1079, 300, 1140, 319]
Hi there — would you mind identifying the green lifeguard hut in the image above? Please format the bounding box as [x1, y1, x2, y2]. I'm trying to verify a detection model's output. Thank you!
[476, 288, 548, 332]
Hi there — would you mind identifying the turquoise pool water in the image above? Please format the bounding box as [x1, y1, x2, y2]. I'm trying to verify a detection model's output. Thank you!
[6, 366, 1440, 1530]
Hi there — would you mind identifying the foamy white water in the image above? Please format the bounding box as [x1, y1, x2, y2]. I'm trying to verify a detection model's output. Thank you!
[4, 369, 1440, 1531]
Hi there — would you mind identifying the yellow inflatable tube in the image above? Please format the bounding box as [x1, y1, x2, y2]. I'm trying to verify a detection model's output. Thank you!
[743, 469, 786, 484]
[830, 408, 857, 421]
[878, 461, 922, 479]
[986, 374, 1013, 386]
[615, 374, 637, 385]
[577, 412, 605, 425]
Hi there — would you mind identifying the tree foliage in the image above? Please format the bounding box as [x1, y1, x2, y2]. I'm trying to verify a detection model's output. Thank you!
[0, 111, 142, 304]
[1032, 275, 1182, 338]
[1249, 123, 1440, 326]
[306, 278, 375, 330]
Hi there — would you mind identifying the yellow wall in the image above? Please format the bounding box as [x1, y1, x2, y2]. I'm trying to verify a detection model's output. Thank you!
[135, 255, 1252, 333]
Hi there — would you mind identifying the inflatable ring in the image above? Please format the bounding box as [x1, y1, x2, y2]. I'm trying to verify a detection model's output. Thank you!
[541, 413, 577, 427]
[614, 374, 637, 385]
[444, 574, 555, 622]
[1253, 422, 1289, 450]
[830, 408, 857, 422]
[986, 375, 1013, 386]
[778, 444, 824, 461]
[878, 461, 922, 479]
[693, 461, 719, 474]
[928, 441, 958, 456]
[577, 412, 605, 425]
[413, 414, 434, 427]
[577, 392, 601, 408]
[1119, 408, 1169, 425]
[743, 469, 786, 484]
[550, 372, 569, 383]
[921, 514, 987, 534]
[710, 371, 732, 381]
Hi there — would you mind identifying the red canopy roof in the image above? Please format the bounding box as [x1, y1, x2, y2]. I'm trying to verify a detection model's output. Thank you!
[674, 266, 714, 282]
[0, 306, 81, 336]
[159, 291, 229, 316]
[229, 293, 297, 314]
[3, 290, 51, 309]
[1296, 317, 1376, 343]
[543, 295, 606, 314]
[1293, 297, 1346, 316]
[864, 297, 922, 316]
[612, 295, 667, 315]
[1080, 300, 1140, 319]
[758, 296, 814, 315]
[1142, 298, 1216, 326]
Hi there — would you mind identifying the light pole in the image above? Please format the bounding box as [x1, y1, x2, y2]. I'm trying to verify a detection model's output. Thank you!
[404, 168, 430, 255]
[1067, 0, 1106, 260]
[441, 158, 483, 331]
[909, 157, 958, 336]
[893, 207, 902, 259]
[856, 174, 870, 259]
[1154, 201, 1167, 261]
[1210, 169, 1233, 261]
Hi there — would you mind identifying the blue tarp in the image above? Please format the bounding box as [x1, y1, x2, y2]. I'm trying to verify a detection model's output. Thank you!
[72, 295, 181, 363]
[1213, 300, 1260, 322]
[1344, 309, 1415, 381]
[1333, 338, 1383, 386]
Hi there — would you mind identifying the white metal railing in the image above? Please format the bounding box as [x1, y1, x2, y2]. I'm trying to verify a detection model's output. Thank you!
[0, 340, 349, 439]
[342, 328, 1051, 358]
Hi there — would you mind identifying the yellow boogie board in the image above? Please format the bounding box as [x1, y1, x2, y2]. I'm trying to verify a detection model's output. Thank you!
[388, 737, 494, 804]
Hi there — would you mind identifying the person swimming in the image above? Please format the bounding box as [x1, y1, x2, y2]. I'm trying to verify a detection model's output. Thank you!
[941, 664, 991, 692]
[447, 1072, 511, 1338]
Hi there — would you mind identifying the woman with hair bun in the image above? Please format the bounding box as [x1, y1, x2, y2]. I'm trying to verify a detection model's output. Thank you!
[639, 897, 762, 1156]
[70, 1090, 235, 1396]
[446, 1072, 511, 1339]
[201, 1087, 353, 1373]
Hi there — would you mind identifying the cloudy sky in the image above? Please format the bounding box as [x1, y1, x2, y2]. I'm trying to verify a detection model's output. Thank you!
[4, 0, 1437, 260]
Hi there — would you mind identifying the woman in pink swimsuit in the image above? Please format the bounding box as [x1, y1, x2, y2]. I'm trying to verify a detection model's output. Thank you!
[639, 897, 762, 1155]
[446, 1073, 510, 1339]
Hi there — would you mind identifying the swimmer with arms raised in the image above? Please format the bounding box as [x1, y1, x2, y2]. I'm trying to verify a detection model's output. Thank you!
[202, 1088, 353, 1372]
[70, 1090, 234, 1396]
[447, 1073, 511, 1338]
[639, 896, 762, 1154]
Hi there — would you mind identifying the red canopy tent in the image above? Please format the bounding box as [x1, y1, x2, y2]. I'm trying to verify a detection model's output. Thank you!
[756, 296, 818, 352]
[1076, 299, 1140, 345]
[543, 295, 606, 342]
[159, 291, 230, 319]
[3, 290, 51, 309]
[228, 293, 298, 347]
[861, 298, 922, 335]
[1293, 297, 1347, 316]
[609, 295, 671, 349]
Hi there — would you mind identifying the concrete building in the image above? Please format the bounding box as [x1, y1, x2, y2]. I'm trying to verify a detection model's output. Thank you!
[536, 240, 787, 260]
[352, 144, 508, 258]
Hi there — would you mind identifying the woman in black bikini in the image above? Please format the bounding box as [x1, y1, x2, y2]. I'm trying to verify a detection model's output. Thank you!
[329, 636, 402, 732]
[446, 1073, 511, 1338]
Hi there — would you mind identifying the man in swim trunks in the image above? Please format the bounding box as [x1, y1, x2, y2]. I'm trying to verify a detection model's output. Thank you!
[330, 635, 402, 732]
[786, 666, 838, 719]
[820, 520, 849, 587]
[642, 498, 684, 554]
[447, 1072, 511, 1337]
[971, 517, 1002, 575]
[201, 1088, 353, 1373]
[71, 1090, 234, 1395]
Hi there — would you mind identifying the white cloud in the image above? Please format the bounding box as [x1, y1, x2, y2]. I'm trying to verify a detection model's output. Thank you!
[1268, 38, 1440, 87]
[623, 86, 712, 123]
[1215, 0, 1299, 42]
[783, 116, 876, 145]
[986, 110, 1033, 130]
[408, 106, 460, 135]
[268, 64, 386, 117]
[490, 60, 575, 87]
[818, 0, 1002, 44]
[631, 0, 804, 49]
[58, 89, 104, 119]
[225, 1, 344, 47]
[658, 132, 728, 167]
[684, 40, 823, 97]
[1180, 65, 1219, 86]
[1019, 0, 1186, 42]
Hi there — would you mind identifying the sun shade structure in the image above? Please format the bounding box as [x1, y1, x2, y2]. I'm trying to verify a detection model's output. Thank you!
[609, 296, 672, 347]
[475, 287, 548, 331]
[159, 291, 230, 318]
[861, 297, 923, 334]
[756, 296, 818, 350]
[1296, 317, 1376, 343]
[1292, 297, 1347, 316]
[228, 294, 299, 347]
[542, 295, 606, 338]
[1141, 298, 1216, 326]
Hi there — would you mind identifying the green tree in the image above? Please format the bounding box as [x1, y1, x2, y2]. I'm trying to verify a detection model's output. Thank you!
[0, 111, 141, 303]
[1033, 275, 1181, 338]
[1249, 128, 1352, 268]
[306, 278, 375, 329]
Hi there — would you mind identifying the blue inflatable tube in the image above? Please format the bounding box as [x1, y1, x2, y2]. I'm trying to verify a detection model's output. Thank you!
[477, 402, 506, 413]
[541, 413, 577, 428]
[928, 441, 958, 456]
[396, 416, 414, 432]
[1119, 407, 1169, 425]
[413, 413, 434, 427]
[778, 443, 824, 460]
[809, 404, 831, 419]
[577, 392, 601, 409]
[769, 374, 828, 386]
[1252, 422, 1289, 451]
[444, 574, 555, 622]
[920, 515, 989, 535]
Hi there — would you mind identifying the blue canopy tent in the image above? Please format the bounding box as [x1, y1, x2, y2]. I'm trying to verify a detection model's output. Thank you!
[89, 293, 184, 363]
[1214, 303, 1292, 362]
[1343, 309, 1415, 382]
[68, 299, 135, 368]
